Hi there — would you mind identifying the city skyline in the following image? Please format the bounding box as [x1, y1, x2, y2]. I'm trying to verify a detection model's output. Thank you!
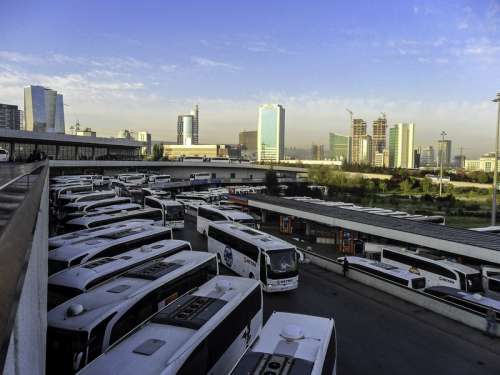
[0, 1, 499, 156]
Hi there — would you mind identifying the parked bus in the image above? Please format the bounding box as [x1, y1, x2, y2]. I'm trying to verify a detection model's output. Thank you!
[197, 205, 256, 236]
[47, 251, 218, 374]
[232, 311, 337, 375]
[57, 190, 116, 208]
[117, 174, 147, 185]
[425, 286, 500, 318]
[175, 192, 215, 204]
[207, 221, 302, 292]
[49, 219, 153, 249]
[61, 197, 131, 221]
[64, 207, 164, 232]
[482, 266, 500, 299]
[189, 172, 211, 181]
[77, 275, 262, 375]
[381, 247, 482, 292]
[48, 223, 172, 275]
[0, 147, 9, 162]
[145, 197, 185, 230]
[48, 240, 192, 309]
[148, 174, 171, 184]
[337, 256, 427, 289]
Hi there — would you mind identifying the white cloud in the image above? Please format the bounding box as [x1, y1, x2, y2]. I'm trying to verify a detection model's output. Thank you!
[191, 56, 240, 70]
[160, 64, 177, 73]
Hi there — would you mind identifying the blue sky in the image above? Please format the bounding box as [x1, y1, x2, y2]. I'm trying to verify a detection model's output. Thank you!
[0, 0, 499, 156]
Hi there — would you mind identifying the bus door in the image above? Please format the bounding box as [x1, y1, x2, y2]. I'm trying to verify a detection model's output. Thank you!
[259, 251, 267, 285]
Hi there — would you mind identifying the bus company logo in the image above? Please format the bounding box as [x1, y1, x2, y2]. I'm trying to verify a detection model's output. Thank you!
[224, 246, 233, 267]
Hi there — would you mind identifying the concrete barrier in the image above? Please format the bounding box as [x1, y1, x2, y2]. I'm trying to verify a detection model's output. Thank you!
[303, 250, 500, 337]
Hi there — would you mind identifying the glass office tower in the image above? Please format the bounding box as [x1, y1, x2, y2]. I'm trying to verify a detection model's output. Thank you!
[24, 85, 65, 133]
[257, 104, 285, 162]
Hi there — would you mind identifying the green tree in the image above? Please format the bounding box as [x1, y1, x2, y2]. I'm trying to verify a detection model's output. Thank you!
[265, 169, 280, 195]
[152, 144, 163, 161]
[378, 180, 387, 193]
[477, 172, 489, 184]
[400, 179, 413, 196]
[421, 177, 433, 194]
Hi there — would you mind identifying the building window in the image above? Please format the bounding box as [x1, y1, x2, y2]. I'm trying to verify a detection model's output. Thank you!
[230, 173, 236, 179]
[77, 146, 93, 160]
[94, 147, 107, 160]
[14, 143, 36, 161]
[57, 145, 76, 160]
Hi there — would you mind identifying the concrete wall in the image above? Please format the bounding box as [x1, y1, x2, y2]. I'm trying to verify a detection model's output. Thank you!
[304, 251, 499, 337]
[3, 174, 48, 375]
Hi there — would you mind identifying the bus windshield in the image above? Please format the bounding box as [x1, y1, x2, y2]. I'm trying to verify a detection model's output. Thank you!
[47, 327, 88, 372]
[48, 285, 82, 310]
[267, 248, 298, 278]
[166, 205, 184, 220]
[467, 273, 483, 293]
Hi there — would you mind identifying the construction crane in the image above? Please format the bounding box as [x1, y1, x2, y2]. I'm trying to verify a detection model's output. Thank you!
[346, 108, 353, 126]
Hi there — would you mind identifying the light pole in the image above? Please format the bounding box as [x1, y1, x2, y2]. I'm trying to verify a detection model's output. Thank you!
[491, 93, 500, 226]
[439, 131, 447, 197]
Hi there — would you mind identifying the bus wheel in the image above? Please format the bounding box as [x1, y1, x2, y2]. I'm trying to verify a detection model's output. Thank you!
[249, 273, 254, 279]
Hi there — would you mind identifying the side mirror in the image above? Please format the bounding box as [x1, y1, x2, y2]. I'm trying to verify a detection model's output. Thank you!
[296, 249, 305, 263]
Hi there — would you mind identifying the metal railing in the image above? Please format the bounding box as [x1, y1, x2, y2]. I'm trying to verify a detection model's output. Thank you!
[0, 161, 49, 371]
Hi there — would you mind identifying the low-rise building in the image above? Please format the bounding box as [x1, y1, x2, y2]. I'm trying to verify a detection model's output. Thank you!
[464, 152, 500, 172]
[163, 144, 230, 159]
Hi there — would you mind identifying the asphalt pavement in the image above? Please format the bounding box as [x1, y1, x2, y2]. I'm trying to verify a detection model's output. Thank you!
[177, 217, 500, 375]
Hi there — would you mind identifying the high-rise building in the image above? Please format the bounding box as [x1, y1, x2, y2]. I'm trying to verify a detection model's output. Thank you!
[0, 103, 21, 130]
[136, 131, 152, 157]
[437, 139, 452, 168]
[372, 117, 387, 165]
[239, 130, 257, 160]
[388, 123, 415, 169]
[419, 145, 435, 167]
[351, 118, 367, 164]
[257, 104, 285, 162]
[190, 105, 199, 144]
[19, 110, 24, 130]
[358, 135, 372, 165]
[177, 115, 195, 145]
[374, 149, 389, 168]
[24, 85, 65, 133]
[311, 144, 325, 160]
[329, 133, 351, 162]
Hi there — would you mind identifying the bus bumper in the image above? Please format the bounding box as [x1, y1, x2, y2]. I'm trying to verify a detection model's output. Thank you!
[264, 276, 298, 292]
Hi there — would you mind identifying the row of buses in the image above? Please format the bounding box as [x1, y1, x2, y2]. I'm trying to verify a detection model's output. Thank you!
[47, 175, 337, 374]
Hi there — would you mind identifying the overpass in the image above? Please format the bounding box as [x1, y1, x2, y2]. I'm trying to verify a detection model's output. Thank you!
[49, 160, 306, 182]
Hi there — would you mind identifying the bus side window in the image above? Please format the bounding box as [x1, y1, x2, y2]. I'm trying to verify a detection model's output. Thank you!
[109, 293, 157, 344]
[260, 253, 267, 284]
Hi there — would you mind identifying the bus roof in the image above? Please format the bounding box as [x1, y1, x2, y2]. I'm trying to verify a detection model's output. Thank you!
[48, 251, 216, 331]
[48, 224, 169, 263]
[341, 256, 427, 280]
[209, 221, 296, 251]
[65, 207, 162, 226]
[234, 311, 333, 375]
[48, 240, 191, 291]
[64, 196, 129, 210]
[77, 276, 259, 375]
[200, 205, 253, 221]
[49, 219, 153, 248]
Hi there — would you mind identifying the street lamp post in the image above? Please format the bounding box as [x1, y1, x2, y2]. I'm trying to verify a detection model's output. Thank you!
[439, 131, 447, 197]
[491, 93, 500, 226]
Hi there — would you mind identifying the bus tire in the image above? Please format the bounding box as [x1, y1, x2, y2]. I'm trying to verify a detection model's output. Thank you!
[249, 273, 254, 279]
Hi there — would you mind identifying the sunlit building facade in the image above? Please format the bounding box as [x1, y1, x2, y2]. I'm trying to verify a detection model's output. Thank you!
[389, 123, 415, 169]
[24, 85, 65, 133]
[257, 104, 285, 162]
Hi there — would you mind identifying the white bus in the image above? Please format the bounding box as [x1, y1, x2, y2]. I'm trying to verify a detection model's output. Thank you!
[148, 174, 171, 184]
[425, 286, 500, 319]
[57, 190, 116, 207]
[48, 240, 192, 309]
[232, 311, 337, 375]
[482, 266, 500, 299]
[190, 172, 211, 181]
[207, 221, 301, 292]
[78, 275, 262, 375]
[381, 247, 482, 292]
[338, 256, 427, 289]
[175, 192, 215, 204]
[62, 197, 131, 221]
[64, 207, 165, 232]
[197, 205, 256, 236]
[145, 197, 185, 230]
[47, 251, 218, 374]
[118, 173, 147, 185]
[49, 220, 154, 249]
[48, 223, 172, 275]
